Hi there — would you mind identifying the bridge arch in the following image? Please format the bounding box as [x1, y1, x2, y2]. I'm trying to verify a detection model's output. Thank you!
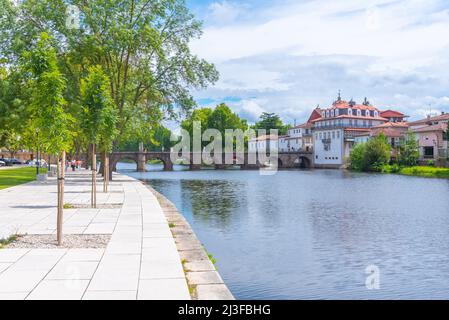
[111, 153, 139, 172]
[145, 154, 173, 171]
[295, 156, 311, 169]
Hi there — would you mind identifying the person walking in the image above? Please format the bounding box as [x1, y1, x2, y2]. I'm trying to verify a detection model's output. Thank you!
[71, 159, 76, 171]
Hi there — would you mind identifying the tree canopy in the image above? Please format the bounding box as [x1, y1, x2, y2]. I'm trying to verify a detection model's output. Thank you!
[253, 112, 289, 135]
[181, 103, 248, 149]
[0, 0, 219, 150]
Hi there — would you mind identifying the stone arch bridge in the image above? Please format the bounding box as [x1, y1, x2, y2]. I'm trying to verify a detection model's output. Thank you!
[110, 151, 313, 172]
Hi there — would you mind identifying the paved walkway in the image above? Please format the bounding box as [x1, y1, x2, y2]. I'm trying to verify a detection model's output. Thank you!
[0, 171, 190, 300]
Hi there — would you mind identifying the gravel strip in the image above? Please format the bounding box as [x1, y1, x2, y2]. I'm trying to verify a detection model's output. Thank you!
[5, 234, 111, 249]
[66, 203, 122, 209]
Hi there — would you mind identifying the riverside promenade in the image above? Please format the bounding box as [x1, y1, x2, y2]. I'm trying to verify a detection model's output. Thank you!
[0, 170, 190, 300]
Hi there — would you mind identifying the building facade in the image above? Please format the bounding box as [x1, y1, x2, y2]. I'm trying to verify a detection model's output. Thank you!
[312, 97, 387, 168]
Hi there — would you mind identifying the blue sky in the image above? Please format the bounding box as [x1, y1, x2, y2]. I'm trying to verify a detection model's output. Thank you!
[185, 0, 449, 125]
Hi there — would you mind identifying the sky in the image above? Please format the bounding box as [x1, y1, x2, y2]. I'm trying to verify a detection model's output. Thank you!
[184, 0, 449, 125]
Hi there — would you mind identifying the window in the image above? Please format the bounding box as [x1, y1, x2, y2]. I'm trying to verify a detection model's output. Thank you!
[335, 109, 339, 116]
[374, 111, 378, 117]
[357, 109, 362, 117]
[331, 110, 334, 117]
[319, 133, 322, 139]
[332, 131, 335, 139]
[348, 108, 352, 115]
[337, 131, 340, 139]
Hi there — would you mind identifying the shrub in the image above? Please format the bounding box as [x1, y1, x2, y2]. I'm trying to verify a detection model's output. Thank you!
[427, 160, 435, 167]
[349, 143, 366, 171]
[399, 132, 419, 166]
[363, 134, 391, 171]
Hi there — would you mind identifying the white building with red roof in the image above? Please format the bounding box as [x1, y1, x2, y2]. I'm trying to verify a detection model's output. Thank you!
[312, 95, 388, 168]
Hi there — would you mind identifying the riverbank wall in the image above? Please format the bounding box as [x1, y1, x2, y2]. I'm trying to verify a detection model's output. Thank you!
[144, 184, 235, 300]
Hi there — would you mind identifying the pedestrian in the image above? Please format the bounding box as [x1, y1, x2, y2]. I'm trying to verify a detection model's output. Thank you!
[76, 160, 82, 170]
[71, 159, 76, 171]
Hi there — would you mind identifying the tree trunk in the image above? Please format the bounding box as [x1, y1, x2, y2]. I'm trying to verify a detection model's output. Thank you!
[91, 144, 97, 208]
[103, 150, 109, 193]
[57, 151, 66, 246]
[85, 144, 91, 169]
[99, 151, 105, 177]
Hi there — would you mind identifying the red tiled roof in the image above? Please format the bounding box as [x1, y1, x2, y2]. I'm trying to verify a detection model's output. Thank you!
[409, 113, 449, 126]
[371, 127, 405, 138]
[307, 108, 323, 123]
[380, 110, 406, 118]
[411, 123, 448, 133]
[292, 122, 313, 129]
[372, 121, 409, 129]
[344, 128, 372, 132]
[330, 100, 379, 111]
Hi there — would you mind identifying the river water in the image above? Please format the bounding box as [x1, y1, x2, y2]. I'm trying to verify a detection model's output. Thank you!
[118, 162, 449, 300]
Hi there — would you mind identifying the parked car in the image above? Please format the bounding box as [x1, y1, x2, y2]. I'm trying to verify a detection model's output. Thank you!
[0, 160, 5, 167]
[27, 159, 47, 167]
[0, 158, 12, 166]
[9, 158, 24, 165]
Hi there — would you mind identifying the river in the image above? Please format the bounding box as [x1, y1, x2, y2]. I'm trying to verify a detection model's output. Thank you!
[118, 162, 449, 300]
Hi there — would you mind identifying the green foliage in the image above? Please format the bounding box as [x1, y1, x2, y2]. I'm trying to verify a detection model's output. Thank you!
[253, 112, 290, 135]
[22, 33, 73, 155]
[427, 159, 435, 167]
[380, 163, 401, 173]
[181, 103, 248, 149]
[349, 134, 391, 172]
[0, 66, 30, 154]
[399, 131, 419, 167]
[349, 143, 366, 171]
[80, 65, 117, 151]
[400, 166, 449, 178]
[1, 0, 218, 150]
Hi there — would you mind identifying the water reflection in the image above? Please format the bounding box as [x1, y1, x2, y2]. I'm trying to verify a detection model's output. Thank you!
[118, 162, 449, 299]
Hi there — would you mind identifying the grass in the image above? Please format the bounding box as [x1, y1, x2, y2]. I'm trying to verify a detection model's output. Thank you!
[380, 165, 449, 179]
[399, 166, 449, 178]
[207, 251, 217, 265]
[0, 234, 22, 249]
[0, 167, 47, 190]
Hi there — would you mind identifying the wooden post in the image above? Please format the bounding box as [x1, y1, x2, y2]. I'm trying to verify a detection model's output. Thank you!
[92, 144, 97, 208]
[57, 151, 66, 246]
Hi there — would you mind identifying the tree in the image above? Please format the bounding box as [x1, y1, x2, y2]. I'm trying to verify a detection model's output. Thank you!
[349, 143, 367, 171]
[399, 131, 419, 166]
[254, 112, 289, 135]
[1, 0, 219, 151]
[181, 104, 248, 150]
[364, 134, 391, 171]
[0, 66, 30, 158]
[80, 65, 117, 206]
[23, 32, 73, 245]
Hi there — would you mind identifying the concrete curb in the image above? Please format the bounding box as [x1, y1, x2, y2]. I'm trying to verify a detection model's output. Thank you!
[145, 184, 235, 300]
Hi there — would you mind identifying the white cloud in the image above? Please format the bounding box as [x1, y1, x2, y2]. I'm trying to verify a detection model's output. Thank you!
[208, 1, 245, 24]
[191, 0, 449, 122]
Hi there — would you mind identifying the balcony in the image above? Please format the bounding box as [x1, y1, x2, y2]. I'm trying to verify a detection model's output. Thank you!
[314, 123, 372, 130]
